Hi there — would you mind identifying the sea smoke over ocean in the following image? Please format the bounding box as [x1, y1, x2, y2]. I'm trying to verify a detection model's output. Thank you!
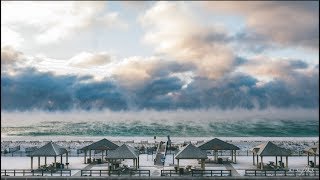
[2, 108, 318, 137]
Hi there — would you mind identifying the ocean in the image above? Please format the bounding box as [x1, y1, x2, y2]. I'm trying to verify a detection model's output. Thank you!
[1, 109, 319, 137]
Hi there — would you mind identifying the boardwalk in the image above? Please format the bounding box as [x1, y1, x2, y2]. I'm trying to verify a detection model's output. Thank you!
[154, 141, 166, 166]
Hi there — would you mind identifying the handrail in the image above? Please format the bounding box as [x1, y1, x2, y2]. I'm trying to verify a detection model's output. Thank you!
[80, 169, 150, 176]
[1, 169, 71, 176]
[161, 169, 231, 176]
[245, 169, 319, 176]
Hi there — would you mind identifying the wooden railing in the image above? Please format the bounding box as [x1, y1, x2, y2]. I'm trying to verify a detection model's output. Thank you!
[245, 169, 319, 176]
[1, 169, 71, 176]
[161, 169, 231, 176]
[80, 169, 150, 176]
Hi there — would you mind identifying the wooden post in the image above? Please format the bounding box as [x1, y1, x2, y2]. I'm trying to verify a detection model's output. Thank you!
[61, 154, 63, 164]
[138, 157, 140, 168]
[54, 156, 57, 167]
[215, 150, 218, 162]
[314, 154, 316, 166]
[257, 154, 259, 167]
[261, 156, 263, 170]
[234, 150, 237, 163]
[286, 156, 288, 168]
[253, 152, 255, 165]
[307, 152, 310, 165]
[280, 156, 283, 167]
[231, 150, 233, 162]
[38, 156, 40, 169]
[31, 156, 33, 170]
[201, 159, 205, 170]
[84, 150, 87, 164]
[45, 156, 47, 166]
[276, 156, 278, 167]
[177, 159, 179, 169]
[102, 151, 104, 162]
[89, 150, 91, 161]
[66, 152, 68, 164]
[133, 159, 135, 169]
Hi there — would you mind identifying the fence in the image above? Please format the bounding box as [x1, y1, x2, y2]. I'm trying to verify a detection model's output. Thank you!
[1, 169, 71, 176]
[161, 169, 231, 177]
[80, 169, 150, 177]
[245, 169, 319, 176]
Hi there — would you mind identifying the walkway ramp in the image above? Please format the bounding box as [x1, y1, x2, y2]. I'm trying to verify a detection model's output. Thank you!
[224, 163, 240, 176]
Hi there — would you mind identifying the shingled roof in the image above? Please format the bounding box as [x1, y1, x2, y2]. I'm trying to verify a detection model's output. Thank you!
[29, 141, 67, 156]
[304, 143, 319, 155]
[106, 144, 139, 159]
[198, 138, 240, 150]
[80, 138, 119, 151]
[175, 144, 208, 159]
[254, 141, 291, 156]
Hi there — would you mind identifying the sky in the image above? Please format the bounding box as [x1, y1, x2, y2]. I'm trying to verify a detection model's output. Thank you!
[1, 1, 319, 112]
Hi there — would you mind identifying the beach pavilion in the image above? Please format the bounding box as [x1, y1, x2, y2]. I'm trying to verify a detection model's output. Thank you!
[304, 143, 319, 167]
[105, 144, 140, 169]
[80, 138, 119, 164]
[29, 141, 68, 170]
[251, 141, 291, 170]
[175, 144, 208, 170]
[198, 138, 240, 163]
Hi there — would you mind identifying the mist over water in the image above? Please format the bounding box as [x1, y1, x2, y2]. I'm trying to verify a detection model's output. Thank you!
[1, 108, 319, 137]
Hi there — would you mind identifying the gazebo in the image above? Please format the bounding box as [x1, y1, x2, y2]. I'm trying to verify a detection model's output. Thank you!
[175, 144, 208, 170]
[105, 144, 140, 169]
[80, 138, 119, 164]
[251, 141, 291, 170]
[29, 141, 68, 170]
[198, 138, 240, 163]
[304, 143, 319, 167]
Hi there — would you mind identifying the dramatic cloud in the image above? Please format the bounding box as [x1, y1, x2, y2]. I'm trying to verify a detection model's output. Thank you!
[1, 65, 318, 111]
[140, 1, 236, 79]
[202, 1, 319, 50]
[1, 1, 127, 45]
[111, 56, 193, 88]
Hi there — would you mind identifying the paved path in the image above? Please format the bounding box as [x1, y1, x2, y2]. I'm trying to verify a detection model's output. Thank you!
[72, 163, 95, 176]
[224, 163, 240, 176]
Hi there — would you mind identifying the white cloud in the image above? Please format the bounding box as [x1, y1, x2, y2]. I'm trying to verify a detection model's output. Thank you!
[140, 1, 235, 79]
[1, 27, 24, 48]
[1, 1, 128, 44]
[68, 52, 113, 68]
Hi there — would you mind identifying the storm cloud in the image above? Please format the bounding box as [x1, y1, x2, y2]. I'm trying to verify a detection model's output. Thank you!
[1, 64, 318, 111]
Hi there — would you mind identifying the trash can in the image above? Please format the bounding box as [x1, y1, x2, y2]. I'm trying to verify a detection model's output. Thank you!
[179, 168, 184, 175]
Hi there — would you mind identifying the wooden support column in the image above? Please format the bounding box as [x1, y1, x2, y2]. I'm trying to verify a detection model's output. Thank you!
[177, 159, 180, 169]
[253, 152, 255, 165]
[38, 156, 40, 169]
[102, 151, 104, 162]
[260, 156, 263, 170]
[45, 156, 47, 166]
[276, 156, 278, 167]
[31, 156, 33, 170]
[280, 156, 283, 167]
[54, 156, 57, 167]
[286, 156, 288, 168]
[314, 154, 316, 166]
[61, 154, 63, 164]
[84, 150, 87, 164]
[231, 150, 233, 162]
[89, 150, 91, 161]
[234, 150, 237, 163]
[215, 150, 218, 162]
[66, 152, 68, 164]
[256, 154, 259, 167]
[138, 157, 140, 168]
[201, 159, 205, 170]
[307, 152, 310, 165]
